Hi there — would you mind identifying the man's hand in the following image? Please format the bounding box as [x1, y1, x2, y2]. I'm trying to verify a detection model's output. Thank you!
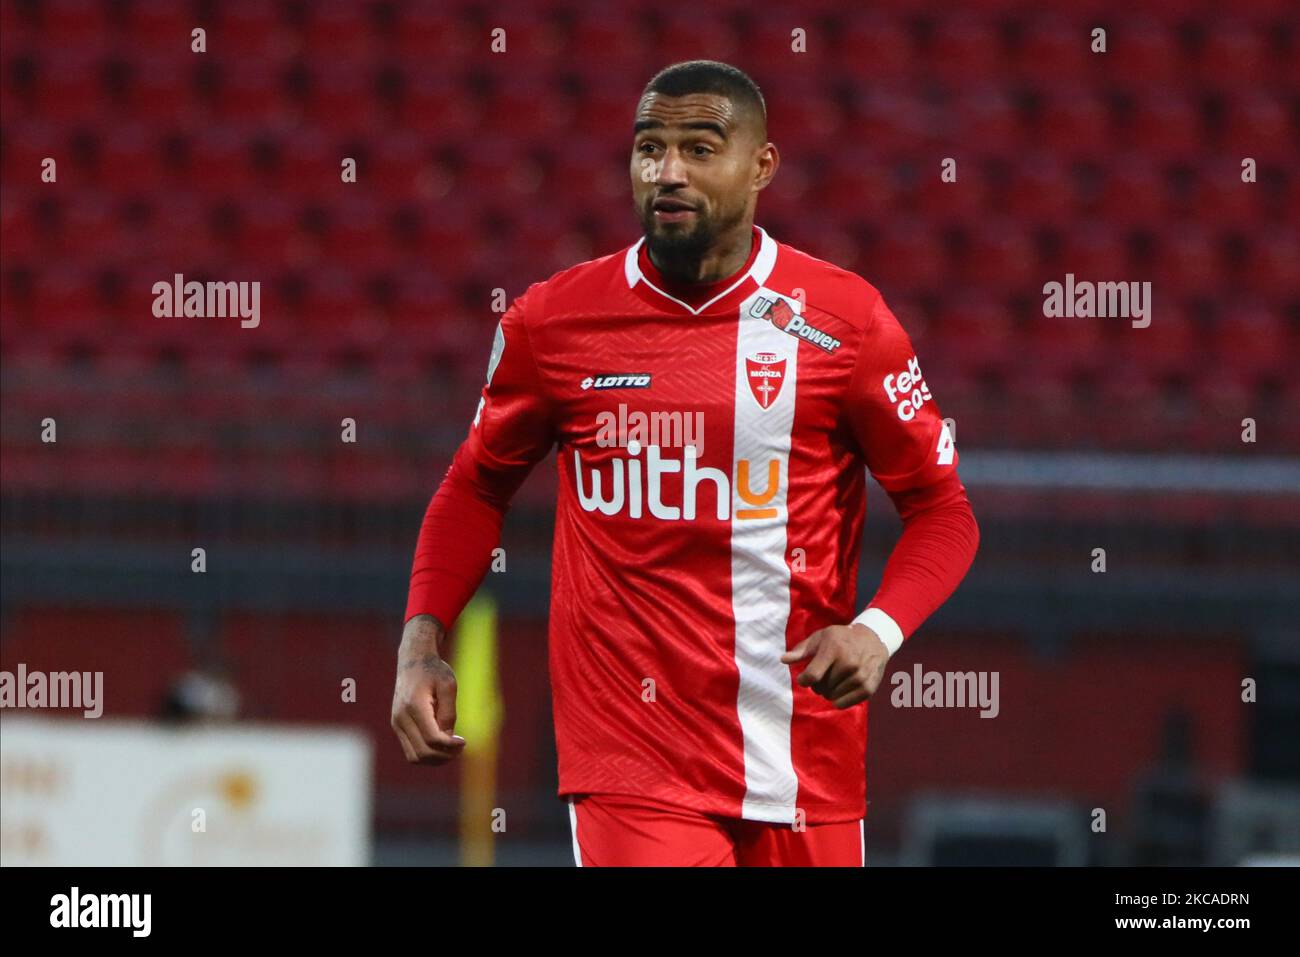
[780, 623, 890, 709]
[391, 615, 466, 765]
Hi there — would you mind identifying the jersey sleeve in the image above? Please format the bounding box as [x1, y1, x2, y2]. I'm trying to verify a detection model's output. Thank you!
[462, 285, 556, 483]
[845, 293, 958, 493]
[844, 293, 978, 652]
[405, 285, 555, 627]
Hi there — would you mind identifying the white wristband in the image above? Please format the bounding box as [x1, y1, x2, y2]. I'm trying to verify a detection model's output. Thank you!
[852, 606, 905, 658]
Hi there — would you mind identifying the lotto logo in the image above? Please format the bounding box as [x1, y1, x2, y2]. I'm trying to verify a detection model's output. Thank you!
[581, 373, 652, 390]
[882, 356, 932, 421]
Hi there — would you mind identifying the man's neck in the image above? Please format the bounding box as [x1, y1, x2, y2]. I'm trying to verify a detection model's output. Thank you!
[648, 222, 756, 285]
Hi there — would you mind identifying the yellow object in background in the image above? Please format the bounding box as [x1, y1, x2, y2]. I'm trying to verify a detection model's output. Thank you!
[454, 594, 503, 867]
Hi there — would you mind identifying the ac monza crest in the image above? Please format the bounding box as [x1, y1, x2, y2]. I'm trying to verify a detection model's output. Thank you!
[746, 352, 786, 409]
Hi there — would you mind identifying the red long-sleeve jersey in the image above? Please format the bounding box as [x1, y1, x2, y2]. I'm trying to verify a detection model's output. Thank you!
[407, 225, 979, 823]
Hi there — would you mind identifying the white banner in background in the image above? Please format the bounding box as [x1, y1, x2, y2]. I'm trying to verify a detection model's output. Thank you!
[0, 718, 372, 866]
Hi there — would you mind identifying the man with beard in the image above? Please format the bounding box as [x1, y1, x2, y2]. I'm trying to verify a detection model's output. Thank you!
[392, 60, 979, 866]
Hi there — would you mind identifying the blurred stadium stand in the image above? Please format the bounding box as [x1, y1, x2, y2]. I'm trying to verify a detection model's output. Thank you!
[1, 0, 1297, 864]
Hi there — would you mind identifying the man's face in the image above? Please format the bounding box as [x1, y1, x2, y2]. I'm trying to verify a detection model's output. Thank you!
[630, 92, 770, 262]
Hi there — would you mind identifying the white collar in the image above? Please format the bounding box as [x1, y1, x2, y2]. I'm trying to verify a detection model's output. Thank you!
[624, 226, 778, 315]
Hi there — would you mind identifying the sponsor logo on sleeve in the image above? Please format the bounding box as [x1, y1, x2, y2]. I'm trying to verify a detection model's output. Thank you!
[882, 356, 932, 420]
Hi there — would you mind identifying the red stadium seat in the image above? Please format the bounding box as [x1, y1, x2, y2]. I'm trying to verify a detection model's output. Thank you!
[763, 76, 844, 144]
[1015, 16, 1093, 83]
[1096, 157, 1168, 226]
[210, 61, 292, 125]
[188, 126, 255, 193]
[303, 4, 379, 62]
[931, 16, 1003, 86]
[867, 225, 948, 293]
[1192, 162, 1265, 228]
[1093, 362, 1170, 449]
[654, 18, 742, 65]
[220, 4, 289, 60]
[393, 7, 476, 63]
[1054, 224, 1129, 285]
[1113, 300, 1200, 378]
[396, 73, 478, 138]
[1127, 93, 1204, 161]
[131, 57, 194, 124]
[1113, 19, 1183, 87]
[1035, 88, 1112, 160]
[36, 0, 114, 55]
[1003, 366, 1078, 448]
[835, 13, 912, 81]
[1152, 226, 1221, 299]
[932, 297, 1018, 377]
[479, 66, 570, 141]
[951, 88, 1020, 156]
[566, 11, 655, 71]
[1223, 93, 1292, 155]
[26, 52, 105, 122]
[1212, 303, 1291, 382]
[845, 87, 935, 153]
[1242, 227, 1294, 297]
[1026, 301, 1109, 379]
[309, 62, 375, 131]
[963, 221, 1039, 293]
[1202, 23, 1273, 87]
[821, 149, 902, 223]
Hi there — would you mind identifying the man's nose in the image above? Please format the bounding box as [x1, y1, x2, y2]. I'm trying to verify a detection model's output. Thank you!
[655, 148, 689, 187]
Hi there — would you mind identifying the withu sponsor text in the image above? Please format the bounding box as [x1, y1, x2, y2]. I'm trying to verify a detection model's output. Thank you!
[575, 443, 781, 522]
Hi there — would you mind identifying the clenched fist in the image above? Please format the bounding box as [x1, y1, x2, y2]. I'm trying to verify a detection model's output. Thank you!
[391, 614, 466, 765]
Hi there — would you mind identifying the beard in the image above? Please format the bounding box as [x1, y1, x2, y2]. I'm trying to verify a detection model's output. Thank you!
[637, 199, 744, 282]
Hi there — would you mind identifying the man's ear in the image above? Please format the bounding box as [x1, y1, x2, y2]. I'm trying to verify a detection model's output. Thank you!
[755, 142, 780, 192]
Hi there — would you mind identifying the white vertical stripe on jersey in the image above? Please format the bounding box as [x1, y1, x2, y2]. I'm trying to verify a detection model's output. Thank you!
[731, 288, 800, 823]
[568, 798, 583, 866]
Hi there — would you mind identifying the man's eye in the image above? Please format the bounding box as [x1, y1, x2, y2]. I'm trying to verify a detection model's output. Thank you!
[637, 143, 657, 154]
[692, 145, 713, 156]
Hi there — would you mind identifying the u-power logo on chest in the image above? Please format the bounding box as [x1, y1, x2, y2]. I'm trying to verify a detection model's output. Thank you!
[751, 297, 842, 354]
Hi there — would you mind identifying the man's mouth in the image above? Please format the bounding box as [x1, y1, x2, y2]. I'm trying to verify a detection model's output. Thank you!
[652, 196, 697, 222]
[653, 196, 694, 211]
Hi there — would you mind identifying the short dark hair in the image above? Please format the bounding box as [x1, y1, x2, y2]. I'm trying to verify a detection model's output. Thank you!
[639, 60, 767, 140]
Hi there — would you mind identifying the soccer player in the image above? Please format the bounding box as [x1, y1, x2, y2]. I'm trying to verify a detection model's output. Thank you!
[391, 60, 979, 866]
